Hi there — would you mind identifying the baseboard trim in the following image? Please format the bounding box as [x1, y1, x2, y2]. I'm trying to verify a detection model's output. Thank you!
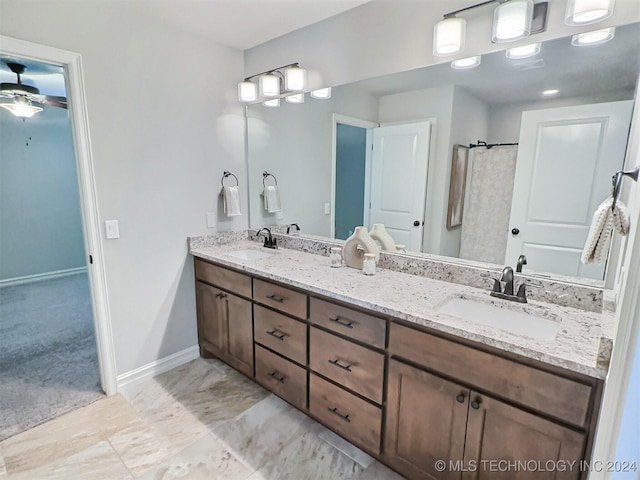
[116, 345, 200, 390]
[0, 267, 88, 288]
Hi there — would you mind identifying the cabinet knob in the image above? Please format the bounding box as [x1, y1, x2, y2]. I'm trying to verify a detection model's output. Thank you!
[471, 398, 482, 410]
[456, 394, 465, 403]
[215, 292, 227, 299]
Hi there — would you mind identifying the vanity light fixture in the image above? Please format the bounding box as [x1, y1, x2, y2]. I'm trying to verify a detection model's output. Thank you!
[284, 65, 307, 92]
[433, 17, 467, 56]
[565, 0, 615, 25]
[492, 0, 534, 43]
[571, 27, 615, 45]
[310, 88, 332, 99]
[262, 98, 280, 108]
[0, 96, 43, 118]
[285, 93, 305, 104]
[542, 88, 559, 95]
[505, 42, 541, 59]
[451, 56, 482, 69]
[237, 62, 307, 103]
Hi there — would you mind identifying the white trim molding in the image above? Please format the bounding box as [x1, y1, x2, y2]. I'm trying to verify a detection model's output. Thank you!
[0, 35, 118, 396]
[0, 267, 88, 288]
[116, 346, 200, 389]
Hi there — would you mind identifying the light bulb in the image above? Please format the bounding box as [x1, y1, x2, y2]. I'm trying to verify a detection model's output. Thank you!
[492, 0, 534, 43]
[433, 17, 466, 56]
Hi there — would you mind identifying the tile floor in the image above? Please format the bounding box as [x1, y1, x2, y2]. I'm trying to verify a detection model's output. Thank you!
[0, 358, 403, 479]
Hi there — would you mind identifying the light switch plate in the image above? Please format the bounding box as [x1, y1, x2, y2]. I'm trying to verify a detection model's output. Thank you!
[206, 212, 216, 228]
[105, 220, 120, 239]
[324, 203, 331, 215]
[276, 210, 284, 220]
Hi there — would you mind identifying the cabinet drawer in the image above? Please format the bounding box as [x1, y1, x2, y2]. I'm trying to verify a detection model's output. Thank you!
[309, 374, 381, 455]
[389, 323, 592, 428]
[254, 305, 307, 364]
[255, 345, 307, 411]
[310, 298, 386, 348]
[254, 279, 307, 319]
[310, 327, 384, 404]
[194, 259, 251, 298]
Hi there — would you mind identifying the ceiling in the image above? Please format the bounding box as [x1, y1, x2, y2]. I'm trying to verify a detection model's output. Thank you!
[123, 0, 372, 50]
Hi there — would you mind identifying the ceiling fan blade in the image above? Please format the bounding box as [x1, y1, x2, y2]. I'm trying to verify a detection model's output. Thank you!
[42, 95, 67, 109]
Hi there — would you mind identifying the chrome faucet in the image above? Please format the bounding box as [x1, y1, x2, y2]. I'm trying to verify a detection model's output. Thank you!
[516, 254, 527, 273]
[256, 227, 277, 249]
[286, 223, 300, 234]
[500, 266, 514, 296]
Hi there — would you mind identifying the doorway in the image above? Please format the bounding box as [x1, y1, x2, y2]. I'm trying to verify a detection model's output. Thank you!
[0, 36, 117, 437]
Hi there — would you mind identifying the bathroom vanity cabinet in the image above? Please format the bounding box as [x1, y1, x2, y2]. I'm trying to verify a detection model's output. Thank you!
[194, 257, 602, 480]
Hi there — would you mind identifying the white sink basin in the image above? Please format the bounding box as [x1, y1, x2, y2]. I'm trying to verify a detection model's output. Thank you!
[225, 249, 276, 261]
[436, 296, 561, 340]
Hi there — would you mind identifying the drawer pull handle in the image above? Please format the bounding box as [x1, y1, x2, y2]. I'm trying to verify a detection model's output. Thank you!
[456, 394, 466, 404]
[266, 294, 284, 303]
[328, 407, 351, 423]
[328, 316, 354, 329]
[215, 292, 227, 299]
[268, 370, 286, 383]
[266, 329, 287, 341]
[328, 359, 352, 372]
[470, 398, 482, 410]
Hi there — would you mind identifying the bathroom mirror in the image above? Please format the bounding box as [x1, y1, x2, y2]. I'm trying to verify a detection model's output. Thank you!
[247, 22, 640, 286]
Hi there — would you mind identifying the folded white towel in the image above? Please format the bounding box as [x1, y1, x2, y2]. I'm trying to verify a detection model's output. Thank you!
[222, 186, 242, 216]
[581, 196, 630, 264]
[263, 185, 282, 213]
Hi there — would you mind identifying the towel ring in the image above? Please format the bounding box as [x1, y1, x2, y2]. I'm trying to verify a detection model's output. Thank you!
[221, 171, 239, 188]
[612, 166, 639, 211]
[263, 171, 278, 187]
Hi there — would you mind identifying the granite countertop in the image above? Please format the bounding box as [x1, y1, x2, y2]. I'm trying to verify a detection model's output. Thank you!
[190, 240, 609, 379]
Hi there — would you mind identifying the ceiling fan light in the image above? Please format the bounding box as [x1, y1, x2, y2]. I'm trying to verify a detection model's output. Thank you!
[0, 97, 43, 118]
[565, 0, 615, 25]
[262, 98, 280, 108]
[284, 66, 307, 92]
[285, 93, 304, 104]
[433, 17, 466, 56]
[451, 56, 481, 69]
[492, 0, 534, 43]
[571, 27, 615, 45]
[310, 88, 332, 99]
[506, 42, 541, 59]
[237, 81, 257, 102]
[259, 74, 280, 97]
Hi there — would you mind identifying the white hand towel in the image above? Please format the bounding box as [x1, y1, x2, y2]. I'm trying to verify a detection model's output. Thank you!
[581, 196, 630, 264]
[222, 186, 242, 216]
[263, 185, 282, 213]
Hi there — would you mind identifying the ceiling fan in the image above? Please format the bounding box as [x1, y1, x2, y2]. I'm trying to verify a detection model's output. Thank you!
[0, 61, 67, 118]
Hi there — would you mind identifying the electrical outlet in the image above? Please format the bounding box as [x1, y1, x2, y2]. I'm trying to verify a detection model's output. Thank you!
[324, 203, 331, 215]
[206, 212, 216, 228]
[105, 220, 120, 239]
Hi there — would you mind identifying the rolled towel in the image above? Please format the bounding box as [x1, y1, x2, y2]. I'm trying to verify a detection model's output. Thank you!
[263, 185, 282, 213]
[581, 196, 630, 264]
[222, 186, 241, 216]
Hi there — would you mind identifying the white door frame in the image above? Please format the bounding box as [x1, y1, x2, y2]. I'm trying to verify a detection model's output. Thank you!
[331, 114, 378, 238]
[1, 36, 118, 395]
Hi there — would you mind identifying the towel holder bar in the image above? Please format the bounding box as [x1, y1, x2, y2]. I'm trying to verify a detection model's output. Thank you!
[612, 166, 639, 211]
[221, 171, 239, 188]
[469, 140, 518, 149]
[262, 171, 278, 187]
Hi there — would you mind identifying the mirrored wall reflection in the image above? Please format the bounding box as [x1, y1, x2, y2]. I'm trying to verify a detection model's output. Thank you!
[247, 22, 640, 285]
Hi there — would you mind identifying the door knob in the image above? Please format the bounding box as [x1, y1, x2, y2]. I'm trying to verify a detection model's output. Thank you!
[511, 228, 520, 235]
[413, 220, 420, 227]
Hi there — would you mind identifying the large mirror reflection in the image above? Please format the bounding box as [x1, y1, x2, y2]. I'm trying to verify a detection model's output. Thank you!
[247, 22, 640, 285]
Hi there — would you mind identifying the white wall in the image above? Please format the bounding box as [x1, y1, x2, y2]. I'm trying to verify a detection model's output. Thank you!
[0, 105, 86, 280]
[244, 0, 640, 90]
[247, 85, 378, 237]
[0, 1, 246, 376]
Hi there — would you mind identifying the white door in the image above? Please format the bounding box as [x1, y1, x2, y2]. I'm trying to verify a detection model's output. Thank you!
[369, 122, 431, 251]
[505, 101, 633, 279]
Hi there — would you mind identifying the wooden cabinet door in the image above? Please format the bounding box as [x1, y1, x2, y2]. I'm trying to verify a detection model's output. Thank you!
[196, 281, 226, 355]
[463, 392, 585, 480]
[223, 291, 254, 377]
[196, 281, 253, 377]
[385, 360, 469, 480]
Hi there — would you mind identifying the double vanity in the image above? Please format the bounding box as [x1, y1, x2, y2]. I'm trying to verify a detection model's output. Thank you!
[190, 235, 609, 480]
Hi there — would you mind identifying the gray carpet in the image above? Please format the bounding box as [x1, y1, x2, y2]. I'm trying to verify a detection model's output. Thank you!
[0, 273, 104, 441]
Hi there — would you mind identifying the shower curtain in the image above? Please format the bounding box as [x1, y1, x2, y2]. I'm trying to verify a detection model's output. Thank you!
[459, 146, 518, 264]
